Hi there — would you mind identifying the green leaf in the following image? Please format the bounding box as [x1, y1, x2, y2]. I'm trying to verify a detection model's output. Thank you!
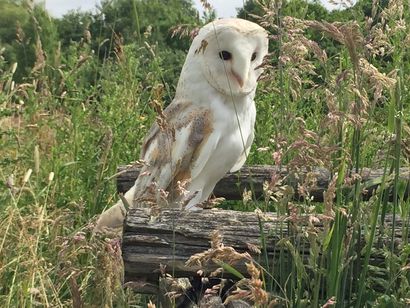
[213, 260, 245, 280]
[323, 224, 334, 252]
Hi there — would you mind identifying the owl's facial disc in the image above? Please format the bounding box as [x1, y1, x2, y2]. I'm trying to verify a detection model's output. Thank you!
[199, 27, 268, 98]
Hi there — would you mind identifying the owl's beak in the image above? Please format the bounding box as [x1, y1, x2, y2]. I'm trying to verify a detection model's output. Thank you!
[232, 71, 244, 88]
[231, 56, 249, 89]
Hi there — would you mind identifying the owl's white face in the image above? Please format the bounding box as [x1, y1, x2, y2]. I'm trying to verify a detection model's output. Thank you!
[195, 19, 268, 97]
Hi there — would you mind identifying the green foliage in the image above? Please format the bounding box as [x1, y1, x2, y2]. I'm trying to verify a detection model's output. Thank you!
[0, 0, 59, 81]
[55, 11, 94, 48]
[0, 0, 409, 306]
[238, 0, 330, 21]
[0, 0, 29, 43]
[100, 0, 199, 48]
[0, 0, 30, 79]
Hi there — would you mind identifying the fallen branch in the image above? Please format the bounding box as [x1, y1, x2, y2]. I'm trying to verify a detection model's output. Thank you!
[117, 165, 410, 202]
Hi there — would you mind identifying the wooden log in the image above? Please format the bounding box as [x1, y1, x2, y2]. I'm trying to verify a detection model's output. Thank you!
[123, 208, 276, 283]
[117, 165, 410, 202]
[123, 208, 407, 288]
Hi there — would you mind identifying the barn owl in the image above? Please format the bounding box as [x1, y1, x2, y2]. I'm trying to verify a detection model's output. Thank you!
[95, 18, 268, 235]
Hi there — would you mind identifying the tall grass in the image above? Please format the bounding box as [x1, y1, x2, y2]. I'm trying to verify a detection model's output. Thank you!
[233, 0, 409, 306]
[0, 0, 409, 307]
[0, 17, 159, 306]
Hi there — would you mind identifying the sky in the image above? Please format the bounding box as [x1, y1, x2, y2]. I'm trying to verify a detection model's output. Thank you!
[40, 0, 343, 18]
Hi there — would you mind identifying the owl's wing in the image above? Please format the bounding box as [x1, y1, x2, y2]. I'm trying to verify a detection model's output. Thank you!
[94, 100, 215, 235]
[133, 100, 215, 203]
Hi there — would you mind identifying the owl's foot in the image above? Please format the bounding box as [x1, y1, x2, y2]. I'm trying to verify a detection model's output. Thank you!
[93, 202, 127, 237]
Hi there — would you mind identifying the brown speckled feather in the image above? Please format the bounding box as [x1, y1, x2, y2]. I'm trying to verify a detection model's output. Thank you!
[132, 100, 214, 207]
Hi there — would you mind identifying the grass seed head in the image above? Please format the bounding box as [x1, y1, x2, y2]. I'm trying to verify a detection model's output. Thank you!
[11, 62, 18, 74]
[323, 174, 337, 221]
[186, 231, 251, 268]
[23, 169, 33, 183]
[34, 145, 40, 174]
[147, 300, 156, 308]
[48, 172, 54, 183]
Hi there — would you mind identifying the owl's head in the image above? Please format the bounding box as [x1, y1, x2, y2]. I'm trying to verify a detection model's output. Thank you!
[184, 18, 268, 98]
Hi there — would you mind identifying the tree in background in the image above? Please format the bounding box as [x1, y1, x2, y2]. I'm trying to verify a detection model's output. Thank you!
[0, 0, 59, 80]
[0, 0, 31, 79]
[238, 0, 329, 21]
[0, 0, 201, 84]
[55, 10, 94, 49]
[99, 0, 199, 48]
[60, 1, 201, 95]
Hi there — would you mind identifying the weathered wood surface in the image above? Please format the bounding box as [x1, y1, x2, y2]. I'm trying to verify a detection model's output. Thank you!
[123, 208, 408, 287]
[117, 165, 410, 202]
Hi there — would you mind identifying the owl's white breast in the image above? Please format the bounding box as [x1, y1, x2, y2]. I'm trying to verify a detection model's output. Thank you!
[174, 43, 257, 209]
[185, 93, 256, 209]
[209, 94, 256, 172]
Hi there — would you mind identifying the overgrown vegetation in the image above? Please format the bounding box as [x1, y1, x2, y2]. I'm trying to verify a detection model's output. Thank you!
[0, 0, 409, 306]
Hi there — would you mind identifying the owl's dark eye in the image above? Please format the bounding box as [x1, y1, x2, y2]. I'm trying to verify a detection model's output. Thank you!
[251, 52, 257, 61]
[219, 50, 232, 61]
